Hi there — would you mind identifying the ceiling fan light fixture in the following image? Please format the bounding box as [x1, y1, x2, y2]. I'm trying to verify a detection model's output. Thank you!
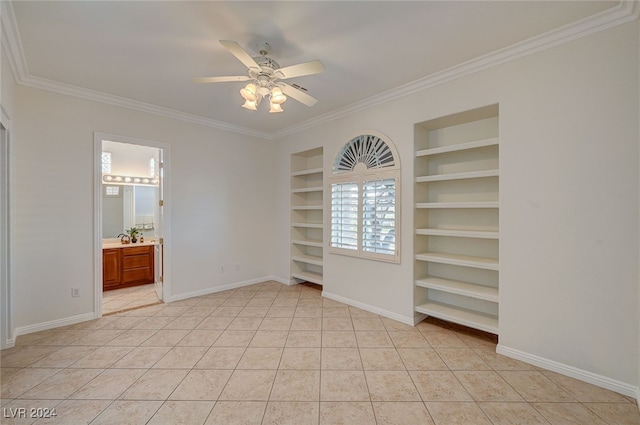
[195, 40, 324, 114]
[242, 98, 258, 110]
[270, 87, 287, 104]
[269, 102, 284, 113]
[240, 83, 257, 101]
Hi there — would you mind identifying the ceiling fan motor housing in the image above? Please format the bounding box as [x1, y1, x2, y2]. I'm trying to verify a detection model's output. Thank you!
[253, 55, 280, 70]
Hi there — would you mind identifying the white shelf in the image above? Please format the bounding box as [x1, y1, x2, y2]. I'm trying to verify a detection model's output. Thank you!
[292, 167, 323, 177]
[415, 301, 498, 334]
[416, 137, 499, 157]
[416, 252, 499, 270]
[291, 148, 324, 286]
[291, 270, 323, 285]
[292, 254, 324, 267]
[414, 107, 499, 335]
[291, 204, 323, 210]
[415, 228, 498, 239]
[416, 169, 499, 183]
[416, 277, 498, 303]
[291, 222, 323, 229]
[416, 201, 498, 209]
[292, 238, 323, 248]
[292, 186, 323, 193]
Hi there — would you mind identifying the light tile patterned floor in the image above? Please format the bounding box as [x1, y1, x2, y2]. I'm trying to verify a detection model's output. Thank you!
[1, 280, 638, 424]
[102, 284, 161, 316]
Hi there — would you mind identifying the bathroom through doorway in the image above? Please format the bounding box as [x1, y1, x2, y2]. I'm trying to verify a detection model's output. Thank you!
[94, 133, 171, 317]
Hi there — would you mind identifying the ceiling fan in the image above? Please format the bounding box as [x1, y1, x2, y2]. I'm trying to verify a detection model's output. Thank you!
[193, 40, 326, 112]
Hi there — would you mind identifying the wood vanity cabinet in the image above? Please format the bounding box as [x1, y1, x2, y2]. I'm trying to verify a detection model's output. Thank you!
[103, 245, 154, 291]
[102, 248, 122, 290]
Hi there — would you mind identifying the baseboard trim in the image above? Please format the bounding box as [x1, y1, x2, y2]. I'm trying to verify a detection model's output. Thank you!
[268, 275, 295, 286]
[321, 291, 414, 326]
[13, 312, 98, 339]
[496, 344, 638, 398]
[3, 276, 293, 347]
[165, 275, 285, 303]
[413, 312, 429, 326]
[2, 337, 15, 349]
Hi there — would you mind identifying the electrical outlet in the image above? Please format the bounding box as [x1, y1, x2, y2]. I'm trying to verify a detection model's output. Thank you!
[71, 288, 80, 298]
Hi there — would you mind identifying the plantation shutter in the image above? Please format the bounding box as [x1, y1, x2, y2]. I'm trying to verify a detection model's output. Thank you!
[362, 177, 396, 255]
[330, 181, 359, 250]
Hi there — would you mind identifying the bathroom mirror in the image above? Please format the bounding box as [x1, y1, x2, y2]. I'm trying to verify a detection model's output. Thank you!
[102, 140, 161, 239]
[102, 184, 157, 238]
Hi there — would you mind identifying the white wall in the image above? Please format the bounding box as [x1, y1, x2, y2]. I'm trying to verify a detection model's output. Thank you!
[275, 21, 638, 390]
[497, 21, 637, 391]
[1, 47, 15, 118]
[11, 85, 276, 330]
[102, 140, 159, 177]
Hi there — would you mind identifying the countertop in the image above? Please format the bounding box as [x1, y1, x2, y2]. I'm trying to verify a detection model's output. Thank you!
[102, 241, 158, 249]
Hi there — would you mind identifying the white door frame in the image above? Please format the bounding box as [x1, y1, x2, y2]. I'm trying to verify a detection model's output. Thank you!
[93, 132, 171, 317]
[1, 107, 13, 348]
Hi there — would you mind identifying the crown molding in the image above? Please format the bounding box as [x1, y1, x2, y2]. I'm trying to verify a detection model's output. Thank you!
[1, 0, 28, 82]
[21, 73, 274, 140]
[275, 0, 639, 138]
[3, 1, 638, 141]
[0, 1, 274, 141]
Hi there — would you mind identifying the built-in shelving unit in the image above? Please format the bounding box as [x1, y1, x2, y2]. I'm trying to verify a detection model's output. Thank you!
[291, 147, 324, 285]
[414, 105, 499, 334]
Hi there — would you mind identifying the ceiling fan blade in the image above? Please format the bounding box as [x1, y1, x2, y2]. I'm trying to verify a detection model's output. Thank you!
[281, 83, 318, 106]
[220, 40, 260, 70]
[276, 60, 326, 79]
[192, 75, 252, 84]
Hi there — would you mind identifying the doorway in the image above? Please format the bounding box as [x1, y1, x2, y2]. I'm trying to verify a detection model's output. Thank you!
[94, 133, 171, 317]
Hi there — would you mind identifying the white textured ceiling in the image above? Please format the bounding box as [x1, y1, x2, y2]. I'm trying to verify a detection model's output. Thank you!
[7, 1, 622, 136]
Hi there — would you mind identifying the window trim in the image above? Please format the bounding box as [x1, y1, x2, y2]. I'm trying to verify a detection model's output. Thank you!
[329, 133, 400, 264]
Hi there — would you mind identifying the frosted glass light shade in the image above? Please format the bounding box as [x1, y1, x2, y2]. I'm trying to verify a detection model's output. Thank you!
[270, 87, 287, 104]
[269, 102, 283, 113]
[240, 83, 257, 101]
[242, 99, 258, 110]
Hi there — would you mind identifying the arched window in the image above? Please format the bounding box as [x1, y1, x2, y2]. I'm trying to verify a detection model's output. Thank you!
[330, 133, 400, 263]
